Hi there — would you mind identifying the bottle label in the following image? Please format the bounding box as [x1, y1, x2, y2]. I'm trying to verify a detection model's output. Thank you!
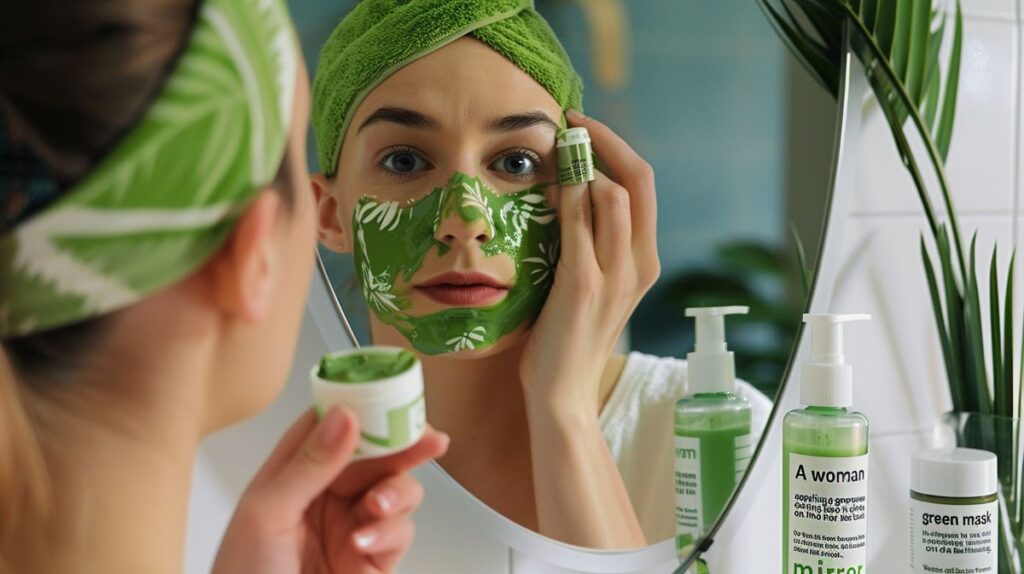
[910, 497, 997, 573]
[675, 435, 703, 552]
[674, 432, 752, 555]
[787, 453, 868, 572]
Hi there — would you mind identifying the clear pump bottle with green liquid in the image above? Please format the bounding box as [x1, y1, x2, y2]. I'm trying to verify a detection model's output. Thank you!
[674, 306, 753, 557]
[783, 313, 870, 574]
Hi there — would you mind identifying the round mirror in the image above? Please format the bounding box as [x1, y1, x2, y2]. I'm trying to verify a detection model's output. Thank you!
[293, 0, 845, 570]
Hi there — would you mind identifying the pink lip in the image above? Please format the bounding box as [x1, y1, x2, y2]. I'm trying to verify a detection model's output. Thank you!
[415, 272, 510, 306]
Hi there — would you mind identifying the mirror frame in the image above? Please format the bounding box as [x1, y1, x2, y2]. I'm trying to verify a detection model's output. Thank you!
[303, 31, 861, 574]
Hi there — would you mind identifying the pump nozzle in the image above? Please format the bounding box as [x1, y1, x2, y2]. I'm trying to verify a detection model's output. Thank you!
[800, 313, 871, 407]
[685, 306, 749, 394]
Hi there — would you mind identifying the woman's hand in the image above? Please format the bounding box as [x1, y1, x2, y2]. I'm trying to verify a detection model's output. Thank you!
[520, 110, 659, 413]
[212, 407, 449, 574]
[518, 110, 658, 548]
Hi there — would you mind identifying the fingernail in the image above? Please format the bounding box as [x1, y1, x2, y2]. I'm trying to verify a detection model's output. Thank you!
[566, 109, 585, 120]
[353, 528, 378, 550]
[318, 407, 346, 449]
[373, 487, 397, 514]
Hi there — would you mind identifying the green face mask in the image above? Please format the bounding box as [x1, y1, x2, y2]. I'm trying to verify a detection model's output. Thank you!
[353, 172, 559, 355]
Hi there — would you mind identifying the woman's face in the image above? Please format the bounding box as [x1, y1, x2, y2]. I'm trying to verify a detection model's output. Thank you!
[316, 37, 564, 358]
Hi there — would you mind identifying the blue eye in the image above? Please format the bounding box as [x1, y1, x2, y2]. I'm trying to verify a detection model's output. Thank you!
[381, 149, 430, 174]
[491, 152, 537, 176]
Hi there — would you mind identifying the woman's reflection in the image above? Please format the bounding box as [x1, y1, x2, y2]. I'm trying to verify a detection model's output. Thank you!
[308, 0, 771, 549]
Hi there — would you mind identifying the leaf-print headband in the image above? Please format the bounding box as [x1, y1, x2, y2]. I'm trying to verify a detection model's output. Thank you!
[0, 0, 298, 338]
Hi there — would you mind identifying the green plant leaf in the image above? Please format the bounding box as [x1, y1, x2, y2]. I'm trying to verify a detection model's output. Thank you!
[921, 15, 945, 127]
[1008, 252, 1018, 417]
[793, 0, 843, 48]
[755, 0, 840, 95]
[860, 0, 879, 31]
[922, 235, 961, 411]
[890, 0, 915, 78]
[938, 225, 969, 410]
[935, 0, 962, 161]
[991, 246, 1006, 416]
[905, 0, 932, 104]
[873, 0, 898, 55]
[964, 234, 991, 413]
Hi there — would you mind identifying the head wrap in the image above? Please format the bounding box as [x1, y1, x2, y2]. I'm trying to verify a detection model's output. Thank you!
[0, 0, 298, 337]
[311, 0, 583, 177]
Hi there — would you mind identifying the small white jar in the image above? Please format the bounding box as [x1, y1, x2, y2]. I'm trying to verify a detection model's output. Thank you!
[310, 346, 426, 459]
[910, 448, 998, 573]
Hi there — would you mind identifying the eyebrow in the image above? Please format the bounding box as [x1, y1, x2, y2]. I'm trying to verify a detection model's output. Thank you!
[487, 111, 560, 133]
[356, 107, 560, 134]
[357, 107, 439, 133]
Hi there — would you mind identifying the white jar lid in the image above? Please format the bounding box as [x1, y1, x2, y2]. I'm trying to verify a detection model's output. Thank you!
[911, 448, 997, 498]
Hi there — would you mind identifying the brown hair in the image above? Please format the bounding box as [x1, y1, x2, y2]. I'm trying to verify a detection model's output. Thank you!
[0, 0, 198, 561]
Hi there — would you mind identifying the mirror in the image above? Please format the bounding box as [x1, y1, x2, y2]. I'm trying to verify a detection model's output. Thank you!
[292, 0, 843, 567]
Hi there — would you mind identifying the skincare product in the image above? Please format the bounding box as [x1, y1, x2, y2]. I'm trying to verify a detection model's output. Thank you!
[674, 306, 752, 556]
[556, 127, 595, 185]
[310, 346, 426, 459]
[783, 314, 870, 573]
[910, 448, 997, 573]
[353, 172, 559, 355]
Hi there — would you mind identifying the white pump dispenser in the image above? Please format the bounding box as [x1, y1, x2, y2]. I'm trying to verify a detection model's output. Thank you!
[800, 313, 871, 407]
[685, 306, 749, 394]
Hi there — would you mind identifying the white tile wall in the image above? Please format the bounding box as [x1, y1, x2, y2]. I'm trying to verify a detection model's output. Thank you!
[854, 14, 1017, 215]
[832, 214, 1014, 435]
[953, 0, 1015, 22]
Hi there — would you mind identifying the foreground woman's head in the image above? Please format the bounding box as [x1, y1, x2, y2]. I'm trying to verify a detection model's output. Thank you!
[312, 0, 582, 358]
[0, 0, 315, 552]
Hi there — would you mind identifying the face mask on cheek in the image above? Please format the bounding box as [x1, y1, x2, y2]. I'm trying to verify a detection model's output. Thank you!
[353, 172, 560, 355]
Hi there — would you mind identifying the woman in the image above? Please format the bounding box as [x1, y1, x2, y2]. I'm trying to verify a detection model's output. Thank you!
[0, 1, 445, 572]
[311, 0, 771, 550]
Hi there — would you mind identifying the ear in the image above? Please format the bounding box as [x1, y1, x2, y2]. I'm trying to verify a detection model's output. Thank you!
[311, 173, 350, 253]
[208, 191, 281, 324]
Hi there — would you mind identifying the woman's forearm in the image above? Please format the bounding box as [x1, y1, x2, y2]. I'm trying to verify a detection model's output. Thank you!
[525, 398, 647, 549]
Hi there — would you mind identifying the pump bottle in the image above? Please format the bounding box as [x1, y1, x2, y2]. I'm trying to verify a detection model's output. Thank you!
[783, 314, 870, 573]
[674, 306, 752, 556]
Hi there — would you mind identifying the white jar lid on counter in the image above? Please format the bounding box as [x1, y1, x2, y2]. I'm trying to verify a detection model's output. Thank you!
[911, 447, 997, 498]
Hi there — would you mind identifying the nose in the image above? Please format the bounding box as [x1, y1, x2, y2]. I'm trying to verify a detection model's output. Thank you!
[434, 188, 493, 243]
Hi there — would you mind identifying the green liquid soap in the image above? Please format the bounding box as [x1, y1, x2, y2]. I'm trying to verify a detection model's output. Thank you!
[783, 314, 870, 574]
[674, 305, 751, 557]
[674, 392, 752, 554]
[318, 349, 417, 383]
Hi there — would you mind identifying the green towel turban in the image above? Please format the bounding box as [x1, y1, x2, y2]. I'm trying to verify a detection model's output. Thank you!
[0, 0, 298, 337]
[312, 0, 584, 177]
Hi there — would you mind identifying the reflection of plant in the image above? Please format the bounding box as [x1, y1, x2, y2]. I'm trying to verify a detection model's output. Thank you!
[666, 240, 808, 397]
[761, 2, 1024, 567]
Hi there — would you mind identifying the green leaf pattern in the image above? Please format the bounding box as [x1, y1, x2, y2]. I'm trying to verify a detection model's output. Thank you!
[353, 172, 560, 355]
[0, 0, 297, 337]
